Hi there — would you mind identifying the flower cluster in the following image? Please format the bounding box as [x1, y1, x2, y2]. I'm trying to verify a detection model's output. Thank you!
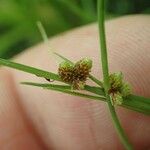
[58, 58, 92, 90]
[109, 72, 132, 105]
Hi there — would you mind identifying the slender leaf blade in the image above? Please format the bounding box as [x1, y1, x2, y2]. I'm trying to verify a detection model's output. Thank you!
[123, 95, 150, 115]
[85, 85, 104, 96]
[87, 86, 150, 115]
[0, 58, 61, 81]
[21, 82, 71, 89]
[21, 82, 105, 101]
[22, 82, 150, 115]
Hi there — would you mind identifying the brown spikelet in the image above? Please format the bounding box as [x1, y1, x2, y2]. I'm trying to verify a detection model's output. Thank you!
[58, 61, 74, 84]
[58, 58, 92, 90]
[73, 58, 92, 81]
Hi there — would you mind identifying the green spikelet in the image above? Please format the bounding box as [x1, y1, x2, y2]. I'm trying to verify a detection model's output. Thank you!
[121, 82, 132, 97]
[109, 72, 123, 90]
[109, 72, 132, 105]
[75, 58, 92, 69]
[110, 92, 123, 105]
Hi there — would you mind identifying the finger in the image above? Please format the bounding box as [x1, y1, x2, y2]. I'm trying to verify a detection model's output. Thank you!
[0, 70, 47, 150]
[8, 15, 150, 149]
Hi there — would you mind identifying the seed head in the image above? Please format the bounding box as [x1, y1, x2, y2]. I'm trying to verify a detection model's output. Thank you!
[110, 92, 123, 105]
[72, 80, 85, 90]
[109, 72, 132, 105]
[121, 82, 132, 97]
[73, 58, 92, 81]
[58, 61, 74, 83]
[58, 58, 92, 90]
[109, 72, 123, 90]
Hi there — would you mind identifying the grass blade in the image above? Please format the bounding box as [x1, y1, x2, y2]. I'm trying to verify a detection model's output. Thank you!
[0, 58, 61, 81]
[21, 82, 71, 89]
[21, 82, 105, 101]
[85, 85, 104, 95]
[131, 94, 150, 105]
[87, 85, 150, 115]
[123, 95, 150, 115]
[22, 82, 150, 115]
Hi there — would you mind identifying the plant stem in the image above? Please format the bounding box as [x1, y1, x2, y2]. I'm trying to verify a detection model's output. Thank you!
[89, 74, 103, 87]
[106, 97, 133, 150]
[98, 0, 109, 90]
[97, 0, 133, 149]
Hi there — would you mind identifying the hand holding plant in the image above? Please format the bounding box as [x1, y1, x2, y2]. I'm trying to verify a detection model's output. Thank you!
[0, 1, 150, 149]
[0, 14, 150, 149]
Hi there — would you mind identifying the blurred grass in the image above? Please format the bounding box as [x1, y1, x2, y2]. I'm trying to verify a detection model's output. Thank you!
[0, 0, 149, 58]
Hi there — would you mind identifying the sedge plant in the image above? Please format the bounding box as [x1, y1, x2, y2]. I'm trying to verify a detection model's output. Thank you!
[0, 0, 150, 149]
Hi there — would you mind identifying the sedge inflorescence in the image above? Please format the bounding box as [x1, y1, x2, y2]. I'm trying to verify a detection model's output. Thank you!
[108, 72, 132, 105]
[58, 58, 92, 90]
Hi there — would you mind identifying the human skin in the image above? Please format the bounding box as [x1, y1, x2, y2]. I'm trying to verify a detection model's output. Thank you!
[0, 15, 150, 150]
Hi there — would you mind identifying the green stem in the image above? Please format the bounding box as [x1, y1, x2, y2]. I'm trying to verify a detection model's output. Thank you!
[97, 0, 133, 149]
[107, 95, 133, 150]
[89, 74, 103, 87]
[98, 0, 109, 90]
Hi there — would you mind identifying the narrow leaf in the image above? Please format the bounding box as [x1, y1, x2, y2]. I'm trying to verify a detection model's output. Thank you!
[86, 86, 150, 115]
[22, 82, 150, 115]
[131, 94, 150, 105]
[123, 95, 150, 115]
[21, 82, 105, 101]
[0, 58, 61, 81]
[21, 82, 71, 90]
[85, 85, 104, 95]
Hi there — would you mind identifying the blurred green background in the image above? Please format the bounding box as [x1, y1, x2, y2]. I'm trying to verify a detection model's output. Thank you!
[0, 0, 149, 58]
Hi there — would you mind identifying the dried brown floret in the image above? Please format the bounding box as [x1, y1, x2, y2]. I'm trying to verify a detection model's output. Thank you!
[58, 58, 92, 90]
